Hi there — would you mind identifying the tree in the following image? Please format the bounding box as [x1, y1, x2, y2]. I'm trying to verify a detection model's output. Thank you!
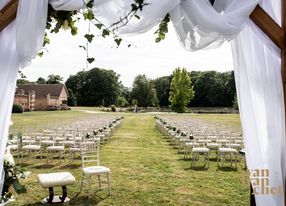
[67, 88, 77, 106]
[46, 74, 63, 84]
[117, 96, 128, 107]
[65, 68, 121, 106]
[131, 75, 158, 107]
[189, 71, 236, 107]
[154, 76, 171, 106]
[169, 68, 194, 113]
[36, 77, 46, 84]
[17, 79, 31, 85]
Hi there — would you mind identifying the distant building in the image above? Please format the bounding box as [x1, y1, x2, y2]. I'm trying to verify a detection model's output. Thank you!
[14, 84, 69, 111]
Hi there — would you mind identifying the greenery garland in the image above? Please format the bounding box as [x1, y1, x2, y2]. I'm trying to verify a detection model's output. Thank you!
[40, 0, 169, 63]
[1, 135, 26, 204]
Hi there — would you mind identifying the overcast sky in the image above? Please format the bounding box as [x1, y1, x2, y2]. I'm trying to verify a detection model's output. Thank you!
[24, 21, 234, 87]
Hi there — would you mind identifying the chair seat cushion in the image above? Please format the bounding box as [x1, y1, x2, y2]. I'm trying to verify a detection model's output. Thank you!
[228, 143, 241, 148]
[207, 143, 220, 148]
[83, 166, 110, 175]
[185, 142, 199, 147]
[47, 146, 65, 151]
[41, 140, 54, 145]
[9, 145, 18, 150]
[219, 148, 238, 153]
[22, 145, 41, 150]
[192, 147, 210, 153]
[38, 172, 75, 188]
[69, 148, 81, 152]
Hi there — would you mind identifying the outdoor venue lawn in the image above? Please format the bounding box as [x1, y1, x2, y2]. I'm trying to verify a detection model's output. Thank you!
[9, 109, 248, 206]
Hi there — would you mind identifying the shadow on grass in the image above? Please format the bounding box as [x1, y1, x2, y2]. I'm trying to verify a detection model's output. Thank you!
[17, 162, 31, 167]
[177, 157, 191, 161]
[32, 163, 56, 169]
[217, 166, 238, 172]
[21, 192, 109, 206]
[209, 157, 218, 161]
[58, 163, 81, 170]
[184, 165, 209, 171]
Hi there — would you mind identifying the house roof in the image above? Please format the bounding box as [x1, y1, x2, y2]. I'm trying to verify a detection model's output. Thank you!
[17, 84, 69, 98]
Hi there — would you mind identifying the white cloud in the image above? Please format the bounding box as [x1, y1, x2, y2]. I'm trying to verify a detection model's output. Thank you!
[24, 21, 233, 87]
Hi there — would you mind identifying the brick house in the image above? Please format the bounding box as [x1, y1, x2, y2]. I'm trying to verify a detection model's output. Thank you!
[14, 84, 69, 111]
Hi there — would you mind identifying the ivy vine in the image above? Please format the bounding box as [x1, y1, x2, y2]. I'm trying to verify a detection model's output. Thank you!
[37, 0, 171, 69]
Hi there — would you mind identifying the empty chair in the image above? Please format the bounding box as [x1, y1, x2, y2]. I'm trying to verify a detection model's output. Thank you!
[80, 141, 111, 198]
[191, 137, 210, 168]
[46, 132, 65, 162]
[22, 133, 42, 160]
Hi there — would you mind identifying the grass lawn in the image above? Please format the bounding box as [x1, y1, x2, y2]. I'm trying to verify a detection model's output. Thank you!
[9, 111, 248, 206]
[10, 109, 90, 133]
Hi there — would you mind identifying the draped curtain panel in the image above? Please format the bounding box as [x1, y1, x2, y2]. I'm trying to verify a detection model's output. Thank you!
[0, 0, 85, 196]
[231, 0, 285, 205]
[0, 0, 283, 205]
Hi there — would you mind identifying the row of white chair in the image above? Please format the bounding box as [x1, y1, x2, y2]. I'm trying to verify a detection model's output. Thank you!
[155, 116, 242, 169]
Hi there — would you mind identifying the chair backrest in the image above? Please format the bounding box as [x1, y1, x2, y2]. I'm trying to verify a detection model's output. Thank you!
[80, 140, 100, 168]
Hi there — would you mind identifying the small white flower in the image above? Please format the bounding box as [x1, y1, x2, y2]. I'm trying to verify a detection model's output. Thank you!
[4, 146, 15, 166]
[62, 20, 70, 30]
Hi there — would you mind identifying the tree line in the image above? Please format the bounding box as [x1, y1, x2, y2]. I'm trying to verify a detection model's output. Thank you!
[66, 67, 236, 109]
[17, 67, 237, 110]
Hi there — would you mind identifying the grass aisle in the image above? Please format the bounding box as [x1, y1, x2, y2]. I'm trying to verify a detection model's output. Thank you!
[10, 113, 248, 206]
[99, 114, 248, 206]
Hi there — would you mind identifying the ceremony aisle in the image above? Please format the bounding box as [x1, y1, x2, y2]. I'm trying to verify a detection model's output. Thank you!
[11, 113, 248, 206]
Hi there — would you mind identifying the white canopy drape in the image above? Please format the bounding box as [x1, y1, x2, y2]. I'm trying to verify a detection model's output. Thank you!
[232, 0, 285, 205]
[0, 0, 284, 205]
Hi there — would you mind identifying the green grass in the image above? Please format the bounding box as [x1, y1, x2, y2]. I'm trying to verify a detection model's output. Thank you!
[10, 109, 90, 133]
[9, 112, 248, 206]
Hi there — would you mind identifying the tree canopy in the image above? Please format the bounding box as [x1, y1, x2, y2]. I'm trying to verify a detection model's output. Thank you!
[131, 75, 158, 107]
[46, 74, 63, 84]
[169, 68, 194, 113]
[65, 68, 121, 106]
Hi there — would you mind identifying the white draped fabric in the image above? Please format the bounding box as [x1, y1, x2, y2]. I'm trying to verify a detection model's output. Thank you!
[231, 0, 285, 205]
[0, 0, 86, 196]
[0, 0, 284, 205]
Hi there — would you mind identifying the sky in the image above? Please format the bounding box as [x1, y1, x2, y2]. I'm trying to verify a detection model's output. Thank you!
[24, 21, 234, 87]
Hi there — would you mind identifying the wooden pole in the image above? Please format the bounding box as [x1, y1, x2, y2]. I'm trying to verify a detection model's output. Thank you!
[0, 0, 18, 32]
[282, 1, 286, 205]
[250, 5, 284, 49]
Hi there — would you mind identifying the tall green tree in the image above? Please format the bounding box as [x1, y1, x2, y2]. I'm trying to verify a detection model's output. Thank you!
[17, 79, 31, 85]
[169, 68, 194, 113]
[67, 88, 77, 106]
[154, 76, 171, 106]
[65, 68, 121, 106]
[189, 71, 235, 107]
[46, 74, 63, 84]
[131, 75, 158, 107]
[36, 77, 46, 84]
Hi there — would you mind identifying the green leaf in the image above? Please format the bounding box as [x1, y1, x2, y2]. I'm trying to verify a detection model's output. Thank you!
[79, 45, 86, 50]
[159, 33, 165, 40]
[83, 10, 94, 20]
[134, 14, 140, 20]
[155, 37, 161, 43]
[102, 29, 110, 37]
[95, 23, 103, 30]
[114, 38, 122, 47]
[87, 57, 95, 64]
[38, 51, 44, 57]
[71, 27, 78, 35]
[84, 34, 95, 43]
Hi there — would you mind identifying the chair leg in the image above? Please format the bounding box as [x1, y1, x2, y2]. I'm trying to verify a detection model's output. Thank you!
[98, 175, 101, 189]
[107, 173, 111, 196]
[80, 174, 84, 192]
[88, 175, 91, 199]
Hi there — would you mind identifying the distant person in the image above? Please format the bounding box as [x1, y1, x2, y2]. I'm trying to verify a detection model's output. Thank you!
[134, 105, 138, 113]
